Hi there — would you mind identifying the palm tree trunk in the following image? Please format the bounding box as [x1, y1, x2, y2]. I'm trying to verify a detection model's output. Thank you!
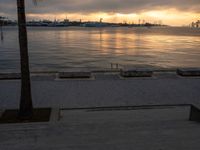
[0, 18, 3, 41]
[17, 0, 33, 119]
[0, 24, 3, 42]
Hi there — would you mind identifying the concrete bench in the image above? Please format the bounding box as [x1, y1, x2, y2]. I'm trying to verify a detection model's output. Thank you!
[177, 68, 200, 77]
[58, 69, 92, 79]
[120, 68, 153, 77]
[31, 73, 56, 80]
[0, 73, 21, 80]
[190, 105, 200, 122]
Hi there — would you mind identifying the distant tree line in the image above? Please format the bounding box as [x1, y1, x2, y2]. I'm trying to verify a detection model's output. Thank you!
[0, 16, 17, 26]
[191, 20, 200, 28]
[0, 16, 167, 27]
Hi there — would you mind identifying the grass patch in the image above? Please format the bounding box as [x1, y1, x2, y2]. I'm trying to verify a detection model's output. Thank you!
[0, 108, 51, 124]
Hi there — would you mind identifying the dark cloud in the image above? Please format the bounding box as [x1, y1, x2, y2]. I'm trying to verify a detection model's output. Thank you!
[0, 0, 200, 18]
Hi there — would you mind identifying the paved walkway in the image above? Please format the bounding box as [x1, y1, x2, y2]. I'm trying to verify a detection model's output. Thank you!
[0, 73, 200, 150]
[0, 73, 200, 109]
[1, 106, 200, 150]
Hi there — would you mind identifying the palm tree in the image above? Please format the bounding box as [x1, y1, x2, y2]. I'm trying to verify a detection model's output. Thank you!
[17, 0, 36, 119]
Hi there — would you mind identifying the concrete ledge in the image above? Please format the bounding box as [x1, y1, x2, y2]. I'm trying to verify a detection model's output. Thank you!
[59, 69, 91, 79]
[0, 73, 21, 80]
[62, 104, 200, 123]
[31, 73, 57, 80]
[177, 68, 200, 77]
[50, 108, 61, 122]
[61, 104, 191, 111]
[120, 68, 153, 77]
[0, 109, 5, 118]
[189, 105, 200, 122]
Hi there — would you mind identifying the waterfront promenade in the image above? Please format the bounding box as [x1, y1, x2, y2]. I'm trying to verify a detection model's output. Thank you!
[0, 71, 200, 149]
[0, 71, 200, 108]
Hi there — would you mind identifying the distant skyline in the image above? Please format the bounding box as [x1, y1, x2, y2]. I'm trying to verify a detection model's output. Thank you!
[0, 0, 199, 26]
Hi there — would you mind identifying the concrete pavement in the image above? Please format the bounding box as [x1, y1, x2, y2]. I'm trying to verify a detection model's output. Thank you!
[0, 72, 200, 150]
[0, 106, 200, 150]
[0, 72, 200, 109]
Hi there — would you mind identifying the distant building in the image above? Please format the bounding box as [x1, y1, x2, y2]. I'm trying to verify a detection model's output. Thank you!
[0, 16, 5, 25]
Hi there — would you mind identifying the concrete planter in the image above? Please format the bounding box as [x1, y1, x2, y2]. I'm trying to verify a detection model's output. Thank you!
[59, 69, 91, 79]
[31, 73, 57, 80]
[0, 73, 21, 80]
[120, 68, 153, 77]
[177, 68, 200, 76]
[190, 105, 200, 122]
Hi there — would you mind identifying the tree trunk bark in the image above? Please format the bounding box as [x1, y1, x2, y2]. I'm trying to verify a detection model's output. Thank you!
[17, 0, 33, 119]
[0, 19, 3, 42]
[0, 25, 3, 42]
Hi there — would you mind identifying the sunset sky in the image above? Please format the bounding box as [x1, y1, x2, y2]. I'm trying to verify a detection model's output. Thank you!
[0, 0, 199, 26]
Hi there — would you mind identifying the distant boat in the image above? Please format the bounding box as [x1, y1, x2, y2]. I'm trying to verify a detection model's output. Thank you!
[26, 22, 47, 26]
[48, 22, 69, 27]
[82, 22, 109, 27]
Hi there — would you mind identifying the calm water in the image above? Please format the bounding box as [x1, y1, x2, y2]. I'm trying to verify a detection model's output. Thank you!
[0, 26, 200, 72]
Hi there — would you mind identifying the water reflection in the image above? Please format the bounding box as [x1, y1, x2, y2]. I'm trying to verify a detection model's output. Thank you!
[0, 27, 200, 72]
